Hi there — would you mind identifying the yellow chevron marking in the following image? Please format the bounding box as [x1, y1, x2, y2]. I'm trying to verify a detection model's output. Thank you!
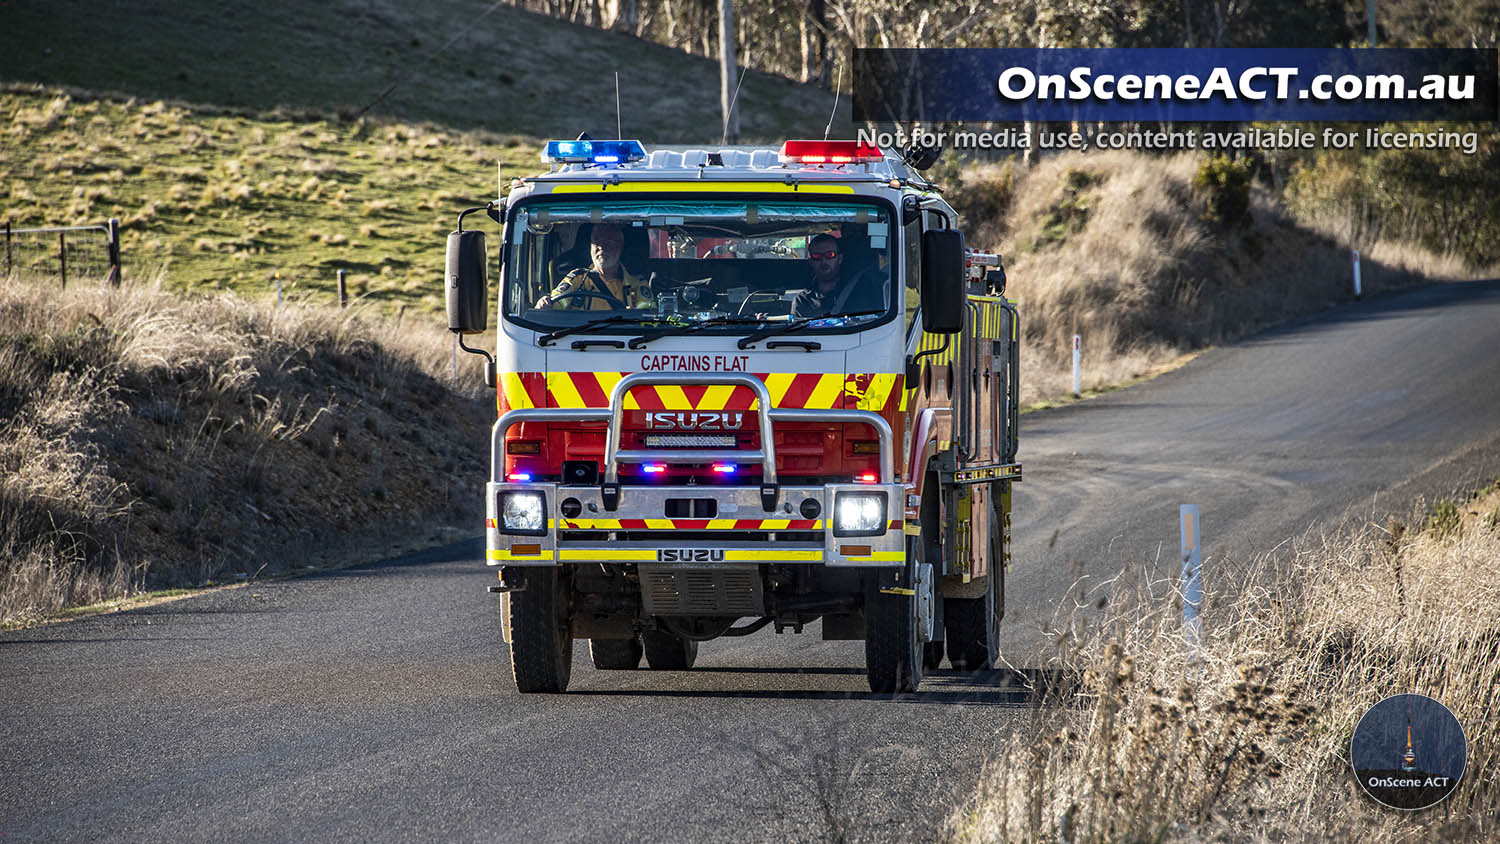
[550, 182, 855, 194]
[707, 519, 738, 529]
[859, 373, 899, 411]
[592, 372, 641, 410]
[488, 549, 555, 561]
[654, 384, 693, 410]
[760, 519, 791, 529]
[806, 373, 843, 409]
[764, 372, 796, 407]
[502, 372, 536, 410]
[880, 586, 916, 595]
[643, 519, 675, 529]
[700, 384, 737, 411]
[547, 372, 586, 409]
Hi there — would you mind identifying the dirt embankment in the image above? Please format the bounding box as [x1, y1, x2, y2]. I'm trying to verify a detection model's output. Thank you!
[0, 278, 491, 625]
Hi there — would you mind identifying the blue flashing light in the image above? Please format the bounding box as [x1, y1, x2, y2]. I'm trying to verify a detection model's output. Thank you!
[712, 464, 737, 474]
[506, 472, 532, 482]
[542, 140, 647, 166]
[642, 464, 667, 474]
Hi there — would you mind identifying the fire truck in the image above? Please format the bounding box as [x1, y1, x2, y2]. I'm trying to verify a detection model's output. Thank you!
[444, 138, 1020, 693]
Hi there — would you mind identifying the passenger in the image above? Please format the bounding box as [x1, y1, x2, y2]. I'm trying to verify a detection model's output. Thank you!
[790, 234, 886, 319]
[535, 224, 650, 310]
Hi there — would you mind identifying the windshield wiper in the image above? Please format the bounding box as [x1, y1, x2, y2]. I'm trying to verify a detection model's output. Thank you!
[537, 314, 657, 346]
[627, 316, 765, 349]
[736, 309, 885, 349]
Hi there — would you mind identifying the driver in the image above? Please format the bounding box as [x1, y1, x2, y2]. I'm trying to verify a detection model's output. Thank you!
[535, 224, 650, 310]
[790, 234, 886, 319]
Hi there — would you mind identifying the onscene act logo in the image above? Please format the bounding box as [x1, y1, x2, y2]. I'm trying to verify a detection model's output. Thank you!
[1350, 693, 1466, 810]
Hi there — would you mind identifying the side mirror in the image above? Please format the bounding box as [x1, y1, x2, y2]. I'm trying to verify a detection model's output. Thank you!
[920, 229, 965, 334]
[445, 229, 488, 334]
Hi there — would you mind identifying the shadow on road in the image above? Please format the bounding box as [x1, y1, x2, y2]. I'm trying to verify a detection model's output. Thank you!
[572, 666, 1080, 706]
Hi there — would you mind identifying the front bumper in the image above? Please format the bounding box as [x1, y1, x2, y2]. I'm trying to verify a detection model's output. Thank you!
[486, 481, 905, 567]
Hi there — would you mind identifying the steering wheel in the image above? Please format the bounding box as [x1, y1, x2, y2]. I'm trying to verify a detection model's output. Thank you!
[544, 289, 627, 311]
[736, 291, 783, 317]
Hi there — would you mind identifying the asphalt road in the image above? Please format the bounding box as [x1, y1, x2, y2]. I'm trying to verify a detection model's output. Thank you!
[5, 279, 1500, 842]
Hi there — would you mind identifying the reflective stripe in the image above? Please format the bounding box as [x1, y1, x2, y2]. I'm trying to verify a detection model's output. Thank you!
[488, 549, 555, 561]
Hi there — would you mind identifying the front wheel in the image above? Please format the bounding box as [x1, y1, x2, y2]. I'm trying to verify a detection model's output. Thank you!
[864, 541, 930, 693]
[506, 567, 574, 693]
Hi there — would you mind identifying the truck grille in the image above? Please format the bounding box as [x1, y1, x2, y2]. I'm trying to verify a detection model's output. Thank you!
[639, 566, 764, 615]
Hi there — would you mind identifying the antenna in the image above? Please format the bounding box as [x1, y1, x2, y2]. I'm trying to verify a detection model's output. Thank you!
[615, 71, 623, 139]
[721, 64, 748, 146]
[823, 62, 844, 140]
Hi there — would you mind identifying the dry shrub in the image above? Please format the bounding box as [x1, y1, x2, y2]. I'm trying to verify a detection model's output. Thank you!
[948, 490, 1500, 842]
[947, 150, 1479, 406]
[0, 274, 491, 625]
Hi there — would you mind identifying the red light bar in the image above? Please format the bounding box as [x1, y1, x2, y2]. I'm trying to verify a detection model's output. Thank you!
[780, 140, 883, 164]
[857, 472, 878, 484]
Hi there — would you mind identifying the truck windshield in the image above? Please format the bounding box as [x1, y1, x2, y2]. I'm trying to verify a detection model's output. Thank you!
[502, 199, 895, 336]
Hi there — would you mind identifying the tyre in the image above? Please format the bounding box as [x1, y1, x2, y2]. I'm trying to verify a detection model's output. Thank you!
[945, 529, 1004, 671]
[589, 637, 643, 670]
[641, 629, 698, 670]
[864, 538, 928, 694]
[506, 567, 574, 693]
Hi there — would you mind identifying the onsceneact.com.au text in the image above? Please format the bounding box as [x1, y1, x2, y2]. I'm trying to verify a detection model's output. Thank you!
[996, 67, 1479, 103]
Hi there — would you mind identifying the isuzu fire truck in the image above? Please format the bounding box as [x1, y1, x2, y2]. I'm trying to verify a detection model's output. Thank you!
[444, 138, 1020, 693]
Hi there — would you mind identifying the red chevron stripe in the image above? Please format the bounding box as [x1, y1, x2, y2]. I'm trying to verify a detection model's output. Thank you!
[781, 373, 820, 408]
[575, 372, 609, 407]
[680, 385, 709, 407]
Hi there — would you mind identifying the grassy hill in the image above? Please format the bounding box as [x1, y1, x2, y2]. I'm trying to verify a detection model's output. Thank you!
[0, 0, 846, 141]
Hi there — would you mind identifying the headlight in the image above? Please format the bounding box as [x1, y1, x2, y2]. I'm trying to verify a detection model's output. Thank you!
[499, 491, 546, 535]
[833, 492, 886, 537]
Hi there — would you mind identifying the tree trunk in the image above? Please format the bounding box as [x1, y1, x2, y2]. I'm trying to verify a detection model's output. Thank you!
[719, 0, 740, 143]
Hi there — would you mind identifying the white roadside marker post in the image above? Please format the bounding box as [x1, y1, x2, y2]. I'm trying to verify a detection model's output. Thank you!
[1072, 333, 1082, 398]
[276, 276, 283, 310]
[1352, 249, 1363, 299]
[1180, 504, 1202, 657]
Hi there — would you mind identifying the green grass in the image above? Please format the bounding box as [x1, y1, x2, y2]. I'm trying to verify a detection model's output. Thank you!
[3, 87, 536, 308]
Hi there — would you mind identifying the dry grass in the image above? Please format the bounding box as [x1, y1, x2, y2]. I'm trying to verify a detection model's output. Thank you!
[948, 151, 1484, 406]
[946, 484, 1500, 842]
[0, 272, 492, 626]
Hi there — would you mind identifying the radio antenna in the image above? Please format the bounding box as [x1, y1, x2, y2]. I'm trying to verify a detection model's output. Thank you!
[615, 71, 623, 139]
[823, 62, 844, 140]
[721, 64, 749, 146]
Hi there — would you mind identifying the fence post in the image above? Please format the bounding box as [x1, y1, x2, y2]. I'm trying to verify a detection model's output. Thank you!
[1180, 504, 1202, 656]
[59, 231, 67, 289]
[106, 218, 122, 287]
[1072, 333, 1082, 398]
[337, 269, 347, 308]
[5, 222, 10, 277]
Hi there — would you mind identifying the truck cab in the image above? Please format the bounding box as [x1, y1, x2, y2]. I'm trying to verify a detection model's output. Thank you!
[445, 139, 1020, 693]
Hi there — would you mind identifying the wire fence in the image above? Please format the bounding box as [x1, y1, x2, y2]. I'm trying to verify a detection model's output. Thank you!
[3, 219, 122, 287]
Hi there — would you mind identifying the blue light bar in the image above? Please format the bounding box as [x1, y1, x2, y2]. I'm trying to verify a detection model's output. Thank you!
[542, 140, 647, 165]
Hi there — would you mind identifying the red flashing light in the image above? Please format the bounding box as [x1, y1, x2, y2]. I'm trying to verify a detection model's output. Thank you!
[780, 140, 883, 164]
[643, 464, 667, 474]
[856, 472, 878, 484]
